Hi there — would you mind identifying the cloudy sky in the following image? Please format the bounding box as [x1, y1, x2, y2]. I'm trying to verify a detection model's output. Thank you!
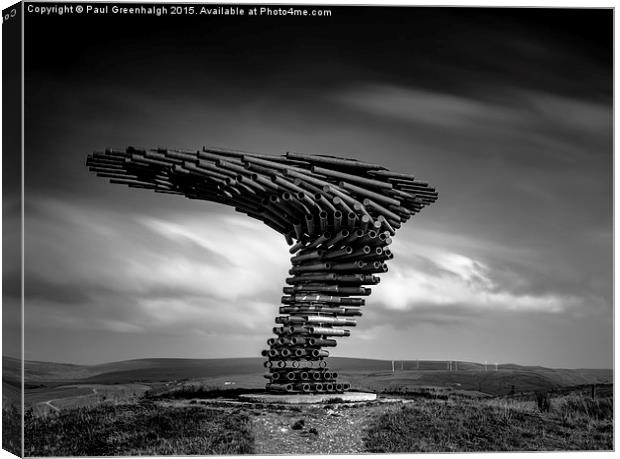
[7, 5, 612, 367]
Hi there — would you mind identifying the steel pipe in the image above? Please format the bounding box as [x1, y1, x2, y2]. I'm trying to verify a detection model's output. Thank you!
[87, 144, 438, 395]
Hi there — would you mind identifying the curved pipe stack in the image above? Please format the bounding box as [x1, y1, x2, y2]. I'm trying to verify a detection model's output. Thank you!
[86, 145, 438, 394]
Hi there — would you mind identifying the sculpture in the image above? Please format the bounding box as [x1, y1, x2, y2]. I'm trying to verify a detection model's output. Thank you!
[86, 146, 438, 394]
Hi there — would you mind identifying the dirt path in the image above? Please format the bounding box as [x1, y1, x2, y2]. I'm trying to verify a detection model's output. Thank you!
[38, 387, 99, 412]
[42, 400, 60, 412]
[163, 397, 408, 454]
[248, 402, 395, 455]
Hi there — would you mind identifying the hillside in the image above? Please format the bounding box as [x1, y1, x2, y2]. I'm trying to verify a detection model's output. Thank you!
[4, 356, 611, 394]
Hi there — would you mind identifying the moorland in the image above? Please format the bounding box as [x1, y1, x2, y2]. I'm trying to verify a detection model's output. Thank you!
[2, 356, 613, 455]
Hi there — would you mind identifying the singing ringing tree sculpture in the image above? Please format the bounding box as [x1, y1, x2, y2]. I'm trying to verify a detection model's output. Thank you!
[86, 146, 438, 394]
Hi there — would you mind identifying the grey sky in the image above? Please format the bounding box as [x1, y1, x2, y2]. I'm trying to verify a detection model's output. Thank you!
[10, 6, 612, 367]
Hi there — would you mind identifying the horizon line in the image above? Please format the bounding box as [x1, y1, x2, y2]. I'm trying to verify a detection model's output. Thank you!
[4, 354, 613, 371]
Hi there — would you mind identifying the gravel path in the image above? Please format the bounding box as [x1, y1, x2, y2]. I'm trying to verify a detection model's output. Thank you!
[164, 397, 405, 455]
[248, 403, 391, 455]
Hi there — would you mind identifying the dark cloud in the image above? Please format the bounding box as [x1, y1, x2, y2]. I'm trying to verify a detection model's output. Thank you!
[24, 275, 92, 305]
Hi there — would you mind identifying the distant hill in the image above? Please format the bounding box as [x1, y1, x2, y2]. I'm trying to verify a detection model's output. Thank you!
[5, 356, 612, 393]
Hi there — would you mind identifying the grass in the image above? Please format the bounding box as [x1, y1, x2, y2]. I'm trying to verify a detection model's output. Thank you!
[18, 374, 613, 455]
[364, 393, 613, 452]
[2, 405, 22, 456]
[380, 385, 450, 399]
[146, 384, 260, 400]
[24, 400, 254, 456]
[555, 393, 613, 425]
[26, 386, 94, 403]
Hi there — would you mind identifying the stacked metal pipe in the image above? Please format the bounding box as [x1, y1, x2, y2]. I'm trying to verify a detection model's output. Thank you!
[86, 145, 438, 394]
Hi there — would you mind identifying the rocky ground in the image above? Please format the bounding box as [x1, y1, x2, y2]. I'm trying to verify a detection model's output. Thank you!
[250, 403, 388, 454]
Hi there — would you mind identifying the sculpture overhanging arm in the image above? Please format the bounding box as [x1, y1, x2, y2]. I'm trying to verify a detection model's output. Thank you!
[86, 145, 438, 394]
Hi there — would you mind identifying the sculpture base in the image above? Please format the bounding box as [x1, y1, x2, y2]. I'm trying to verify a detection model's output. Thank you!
[239, 391, 377, 404]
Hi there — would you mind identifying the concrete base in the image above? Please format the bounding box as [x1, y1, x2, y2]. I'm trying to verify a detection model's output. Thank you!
[238, 391, 377, 404]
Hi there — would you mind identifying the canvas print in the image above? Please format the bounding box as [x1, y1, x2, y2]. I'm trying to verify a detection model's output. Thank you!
[2, 1, 613, 456]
